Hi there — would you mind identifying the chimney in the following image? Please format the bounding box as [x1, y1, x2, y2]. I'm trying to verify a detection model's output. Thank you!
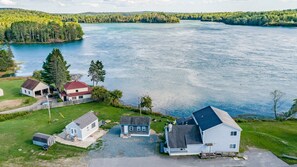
[168, 124, 173, 132]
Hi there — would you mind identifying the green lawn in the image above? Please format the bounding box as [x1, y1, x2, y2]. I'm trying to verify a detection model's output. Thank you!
[1, 99, 296, 166]
[0, 78, 37, 111]
[239, 121, 297, 164]
[0, 102, 173, 166]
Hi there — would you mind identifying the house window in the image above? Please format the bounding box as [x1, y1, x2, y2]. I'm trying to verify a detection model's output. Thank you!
[230, 144, 236, 149]
[142, 126, 146, 131]
[231, 131, 237, 136]
[91, 122, 96, 128]
[28, 91, 30, 94]
[76, 90, 79, 92]
[79, 96, 83, 99]
[129, 126, 133, 131]
[71, 129, 77, 134]
[72, 97, 77, 100]
[137, 126, 141, 131]
[24, 90, 27, 93]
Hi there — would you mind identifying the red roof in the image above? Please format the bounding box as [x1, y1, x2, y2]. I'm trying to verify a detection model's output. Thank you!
[64, 80, 90, 90]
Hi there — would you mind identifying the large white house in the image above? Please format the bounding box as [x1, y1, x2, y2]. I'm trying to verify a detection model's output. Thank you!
[60, 80, 92, 101]
[164, 106, 242, 156]
[65, 111, 100, 141]
[21, 78, 49, 97]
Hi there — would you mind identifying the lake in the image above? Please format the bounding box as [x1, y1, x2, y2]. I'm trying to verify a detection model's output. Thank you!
[11, 20, 297, 117]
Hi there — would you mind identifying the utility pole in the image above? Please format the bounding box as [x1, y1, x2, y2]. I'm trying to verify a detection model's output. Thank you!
[46, 95, 51, 123]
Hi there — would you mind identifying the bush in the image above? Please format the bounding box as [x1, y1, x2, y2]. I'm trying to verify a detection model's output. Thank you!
[23, 98, 32, 104]
[57, 98, 63, 103]
[0, 111, 30, 122]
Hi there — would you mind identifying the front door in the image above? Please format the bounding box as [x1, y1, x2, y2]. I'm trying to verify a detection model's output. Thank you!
[71, 128, 77, 136]
[124, 125, 128, 134]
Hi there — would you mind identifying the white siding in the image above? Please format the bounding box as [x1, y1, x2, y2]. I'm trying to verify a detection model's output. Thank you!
[66, 94, 91, 101]
[65, 122, 83, 140]
[21, 88, 34, 97]
[21, 82, 49, 97]
[66, 87, 88, 94]
[203, 124, 241, 153]
[81, 119, 99, 141]
[33, 83, 49, 93]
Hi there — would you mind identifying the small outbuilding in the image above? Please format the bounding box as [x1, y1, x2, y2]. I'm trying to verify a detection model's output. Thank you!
[0, 88, 3, 97]
[120, 116, 151, 137]
[65, 111, 100, 141]
[21, 78, 49, 97]
[32, 133, 55, 148]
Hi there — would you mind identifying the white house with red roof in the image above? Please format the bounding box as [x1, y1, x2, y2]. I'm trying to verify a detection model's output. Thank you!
[60, 80, 92, 101]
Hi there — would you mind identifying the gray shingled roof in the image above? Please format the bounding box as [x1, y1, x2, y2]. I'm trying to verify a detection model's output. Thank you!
[167, 125, 202, 148]
[120, 116, 150, 126]
[74, 111, 98, 129]
[192, 106, 242, 131]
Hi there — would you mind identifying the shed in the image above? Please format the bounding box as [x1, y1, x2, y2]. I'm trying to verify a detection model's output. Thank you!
[120, 116, 151, 137]
[32, 133, 55, 147]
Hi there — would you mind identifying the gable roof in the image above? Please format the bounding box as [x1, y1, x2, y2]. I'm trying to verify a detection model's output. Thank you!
[167, 125, 202, 148]
[73, 111, 98, 129]
[64, 80, 89, 90]
[21, 78, 41, 90]
[192, 106, 242, 131]
[120, 116, 151, 126]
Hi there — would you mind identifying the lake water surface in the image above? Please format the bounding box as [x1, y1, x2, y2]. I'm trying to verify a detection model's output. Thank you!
[11, 21, 297, 117]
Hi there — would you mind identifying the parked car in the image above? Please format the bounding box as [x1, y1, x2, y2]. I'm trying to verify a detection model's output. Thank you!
[40, 101, 52, 106]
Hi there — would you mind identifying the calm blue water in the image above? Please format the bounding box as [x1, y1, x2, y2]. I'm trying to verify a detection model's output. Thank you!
[11, 21, 297, 117]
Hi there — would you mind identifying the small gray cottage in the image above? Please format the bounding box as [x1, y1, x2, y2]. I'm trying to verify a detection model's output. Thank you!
[65, 111, 100, 141]
[32, 133, 55, 148]
[120, 116, 151, 137]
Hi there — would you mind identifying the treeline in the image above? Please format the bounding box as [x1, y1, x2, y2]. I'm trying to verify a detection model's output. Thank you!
[59, 12, 180, 23]
[0, 9, 83, 43]
[174, 9, 297, 26]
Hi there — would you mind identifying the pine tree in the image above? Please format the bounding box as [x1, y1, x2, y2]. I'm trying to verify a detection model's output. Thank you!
[88, 60, 106, 86]
[42, 48, 70, 90]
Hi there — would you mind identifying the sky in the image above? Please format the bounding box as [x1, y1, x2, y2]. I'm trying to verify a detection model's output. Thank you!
[0, 0, 297, 13]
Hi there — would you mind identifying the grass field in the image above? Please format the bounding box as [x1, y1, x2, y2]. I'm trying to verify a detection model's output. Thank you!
[0, 78, 37, 111]
[0, 102, 173, 166]
[239, 121, 297, 164]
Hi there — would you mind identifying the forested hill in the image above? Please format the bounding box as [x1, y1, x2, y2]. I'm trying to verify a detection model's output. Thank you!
[174, 9, 297, 26]
[0, 9, 83, 43]
[59, 12, 180, 23]
[1, 8, 297, 44]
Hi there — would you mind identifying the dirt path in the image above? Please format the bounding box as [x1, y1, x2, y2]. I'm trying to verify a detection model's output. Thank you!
[0, 97, 45, 114]
[0, 99, 23, 111]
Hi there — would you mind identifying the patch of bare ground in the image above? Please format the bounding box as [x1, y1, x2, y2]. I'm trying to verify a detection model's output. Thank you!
[0, 99, 23, 111]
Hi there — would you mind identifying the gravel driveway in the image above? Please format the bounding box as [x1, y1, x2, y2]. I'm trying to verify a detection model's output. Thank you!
[87, 126, 288, 167]
[88, 125, 159, 159]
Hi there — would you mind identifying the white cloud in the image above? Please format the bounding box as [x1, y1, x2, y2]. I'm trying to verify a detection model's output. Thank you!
[0, 0, 16, 5]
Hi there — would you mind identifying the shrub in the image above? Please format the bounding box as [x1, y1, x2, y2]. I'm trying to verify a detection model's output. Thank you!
[0, 111, 30, 122]
[57, 98, 63, 103]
